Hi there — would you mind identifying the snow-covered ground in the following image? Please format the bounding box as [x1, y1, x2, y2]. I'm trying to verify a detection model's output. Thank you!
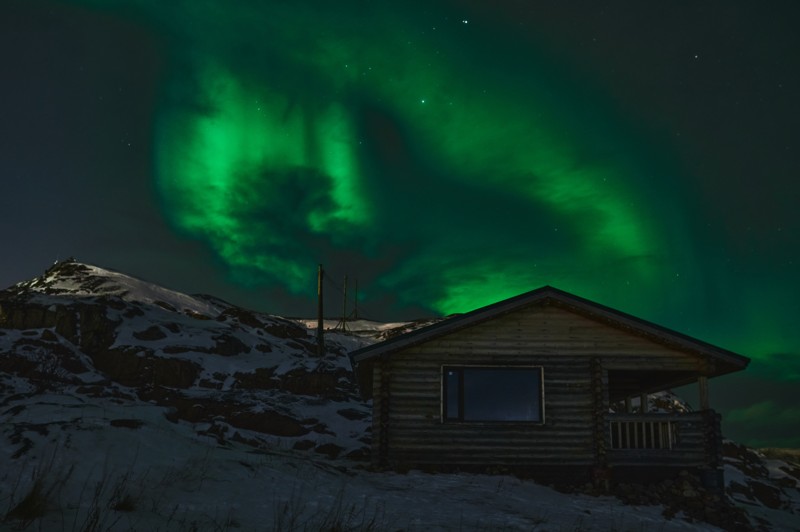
[0, 412, 723, 531]
[1, 260, 799, 530]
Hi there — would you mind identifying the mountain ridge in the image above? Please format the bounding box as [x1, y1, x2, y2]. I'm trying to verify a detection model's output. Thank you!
[0, 259, 379, 458]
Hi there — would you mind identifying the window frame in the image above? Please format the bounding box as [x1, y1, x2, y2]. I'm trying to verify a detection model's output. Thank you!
[441, 365, 545, 424]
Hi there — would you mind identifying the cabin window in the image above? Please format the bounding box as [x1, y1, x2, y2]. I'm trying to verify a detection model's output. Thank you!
[442, 366, 544, 423]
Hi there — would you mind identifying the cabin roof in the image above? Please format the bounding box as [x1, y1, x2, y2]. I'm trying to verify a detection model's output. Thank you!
[349, 286, 750, 391]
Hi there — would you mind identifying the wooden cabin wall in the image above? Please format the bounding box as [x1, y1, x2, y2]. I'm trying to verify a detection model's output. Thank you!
[375, 304, 703, 469]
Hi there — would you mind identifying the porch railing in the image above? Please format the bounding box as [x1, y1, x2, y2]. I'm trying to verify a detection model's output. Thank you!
[605, 411, 721, 467]
[610, 417, 676, 450]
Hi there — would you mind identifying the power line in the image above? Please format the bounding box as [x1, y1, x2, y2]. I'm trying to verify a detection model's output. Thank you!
[321, 268, 376, 327]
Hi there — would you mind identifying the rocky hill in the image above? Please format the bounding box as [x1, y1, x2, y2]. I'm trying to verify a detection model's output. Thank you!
[0, 259, 389, 460]
[1, 260, 798, 530]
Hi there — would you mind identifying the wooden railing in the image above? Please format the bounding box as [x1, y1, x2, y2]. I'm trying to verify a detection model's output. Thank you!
[605, 411, 721, 467]
[610, 417, 677, 450]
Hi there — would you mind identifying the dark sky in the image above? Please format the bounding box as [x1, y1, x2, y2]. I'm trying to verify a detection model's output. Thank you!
[1, 0, 798, 447]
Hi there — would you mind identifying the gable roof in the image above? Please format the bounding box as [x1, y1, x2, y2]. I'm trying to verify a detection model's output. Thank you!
[349, 286, 750, 393]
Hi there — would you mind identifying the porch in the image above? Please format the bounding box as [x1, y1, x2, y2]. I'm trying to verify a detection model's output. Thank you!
[606, 411, 722, 468]
[598, 366, 725, 486]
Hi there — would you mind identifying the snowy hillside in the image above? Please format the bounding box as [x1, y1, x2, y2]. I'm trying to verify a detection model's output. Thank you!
[1, 260, 798, 530]
[0, 260, 379, 459]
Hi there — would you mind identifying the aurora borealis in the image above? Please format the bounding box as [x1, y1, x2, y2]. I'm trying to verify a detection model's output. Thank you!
[152, 0, 668, 315]
[2, 1, 799, 447]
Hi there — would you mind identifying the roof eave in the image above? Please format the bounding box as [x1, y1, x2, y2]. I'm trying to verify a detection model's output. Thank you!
[349, 285, 750, 375]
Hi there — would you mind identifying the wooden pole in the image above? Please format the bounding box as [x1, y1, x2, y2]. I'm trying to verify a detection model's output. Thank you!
[341, 275, 348, 330]
[353, 278, 358, 320]
[698, 376, 709, 410]
[317, 264, 324, 356]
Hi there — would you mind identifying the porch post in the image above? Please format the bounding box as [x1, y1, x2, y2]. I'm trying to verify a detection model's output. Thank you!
[698, 376, 709, 410]
[591, 358, 610, 489]
[639, 393, 648, 414]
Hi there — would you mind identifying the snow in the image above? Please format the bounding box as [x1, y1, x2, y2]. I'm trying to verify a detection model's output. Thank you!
[1, 396, 725, 531]
[723, 445, 800, 530]
[296, 319, 412, 333]
[2, 261, 800, 530]
[24, 263, 223, 317]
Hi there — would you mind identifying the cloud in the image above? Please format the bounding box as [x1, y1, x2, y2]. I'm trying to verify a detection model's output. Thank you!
[726, 400, 800, 448]
[750, 352, 800, 382]
[712, 361, 800, 449]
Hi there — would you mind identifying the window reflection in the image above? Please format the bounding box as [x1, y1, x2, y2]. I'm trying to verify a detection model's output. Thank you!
[443, 367, 543, 422]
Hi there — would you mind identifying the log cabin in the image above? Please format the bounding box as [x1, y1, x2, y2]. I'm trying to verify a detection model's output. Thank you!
[349, 286, 749, 487]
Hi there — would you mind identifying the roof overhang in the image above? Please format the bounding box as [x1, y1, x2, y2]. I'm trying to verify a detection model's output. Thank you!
[349, 286, 750, 399]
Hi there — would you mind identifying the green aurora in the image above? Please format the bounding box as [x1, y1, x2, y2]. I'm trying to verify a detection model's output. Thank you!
[94, 0, 675, 315]
[5, 0, 800, 447]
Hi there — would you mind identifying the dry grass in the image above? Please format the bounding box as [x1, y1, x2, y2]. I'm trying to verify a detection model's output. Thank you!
[758, 448, 800, 466]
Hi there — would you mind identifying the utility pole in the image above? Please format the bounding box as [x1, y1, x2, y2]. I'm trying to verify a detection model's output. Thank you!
[353, 278, 359, 320]
[335, 275, 350, 332]
[317, 264, 324, 356]
[341, 275, 348, 331]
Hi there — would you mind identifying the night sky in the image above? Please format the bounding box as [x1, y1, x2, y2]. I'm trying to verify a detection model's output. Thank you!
[2, 1, 798, 447]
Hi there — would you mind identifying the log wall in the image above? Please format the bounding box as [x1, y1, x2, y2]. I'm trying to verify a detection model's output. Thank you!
[374, 304, 704, 469]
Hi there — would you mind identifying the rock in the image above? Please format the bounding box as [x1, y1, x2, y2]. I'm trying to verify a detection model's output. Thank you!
[217, 307, 265, 329]
[746, 480, 784, 509]
[279, 368, 352, 399]
[234, 367, 277, 389]
[337, 408, 369, 420]
[123, 307, 145, 319]
[311, 422, 335, 436]
[161, 345, 193, 354]
[184, 309, 211, 320]
[89, 347, 201, 388]
[263, 320, 308, 339]
[133, 325, 167, 341]
[345, 447, 370, 461]
[314, 443, 344, 459]
[213, 333, 249, 356]
[198, 379, 223, 389]
[1, 260, 375, 484]
[110, 419, 144, 429]
[153, 300, 177, 312]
